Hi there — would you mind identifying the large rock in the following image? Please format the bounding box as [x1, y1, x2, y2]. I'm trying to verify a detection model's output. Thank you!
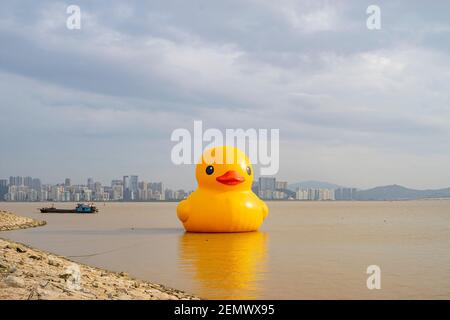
[5, 275, 25, 288]
[47, 257, 60, 267]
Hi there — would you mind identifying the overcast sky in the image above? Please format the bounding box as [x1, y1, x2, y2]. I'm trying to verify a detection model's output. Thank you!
[1, 1, 450, 190]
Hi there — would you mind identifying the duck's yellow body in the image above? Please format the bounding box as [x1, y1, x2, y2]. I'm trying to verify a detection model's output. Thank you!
[177, 146, 268, 233]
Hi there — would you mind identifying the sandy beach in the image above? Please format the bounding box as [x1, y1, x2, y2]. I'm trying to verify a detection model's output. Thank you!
[0, 210, 199, 300]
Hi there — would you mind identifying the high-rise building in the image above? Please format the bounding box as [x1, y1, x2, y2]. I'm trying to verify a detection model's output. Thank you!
[259, 177, 276, 192]
[112, 184, 123, 200]
[258, 177, 276, 199]
[93, 182, 103, 200]
[275, 181, 288, 190]
[50, 185, 63, 201]
[111, 180, 122, 186]
[9, 176, 23, 186]
[296, 189, 308, 200]
[137, 181, 148, 201]
[335, 188, 357, 200]
[176, 189, 188, 200]
[64, 178, 71, 187]
[296, 188, 336, 201]
[122, 176, 129, 189]
[165, 189, 174, 200]
[0, 179, 8, 201]
[149, 182, 165, 200]
[130, 175, 138, 193]
[38, 189, 48, 201]
[123, 176, 132, 200]
[31, 178, 41, 191]
[24, 176, 33, 187]
[318, 189, 335, 201]
[87, 178, 94, 190]
[149, 182, 164, 194]
[82, 189, 92, 201]
[63, 191, 71, 202]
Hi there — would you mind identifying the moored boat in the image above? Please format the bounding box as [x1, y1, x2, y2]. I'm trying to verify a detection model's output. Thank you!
[40, 203, 98, 214]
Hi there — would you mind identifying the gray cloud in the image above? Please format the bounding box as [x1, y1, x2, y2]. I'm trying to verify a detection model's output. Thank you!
[1, 0, 450, 189]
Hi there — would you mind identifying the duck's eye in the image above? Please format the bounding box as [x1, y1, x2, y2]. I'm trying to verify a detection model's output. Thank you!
[205, 165, 214, 175]
[246, 166, 252, 175]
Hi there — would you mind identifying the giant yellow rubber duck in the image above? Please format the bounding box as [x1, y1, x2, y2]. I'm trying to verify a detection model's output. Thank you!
[177, 146, 268, 232]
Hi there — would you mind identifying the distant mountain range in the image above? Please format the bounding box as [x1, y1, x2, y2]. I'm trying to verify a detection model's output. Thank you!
[354, 184, 450, 200]
[287, 181, 450, 200]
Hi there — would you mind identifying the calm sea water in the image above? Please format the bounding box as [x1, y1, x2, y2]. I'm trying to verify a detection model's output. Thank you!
[1, 201, 450, 299]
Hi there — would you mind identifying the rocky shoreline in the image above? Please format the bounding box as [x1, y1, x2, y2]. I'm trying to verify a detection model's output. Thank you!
[0, 210, 46, 231]
[0, 210, 199, 300]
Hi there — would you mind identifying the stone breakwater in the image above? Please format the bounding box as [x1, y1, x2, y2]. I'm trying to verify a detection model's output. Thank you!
[0, 210, 46, 231]
[0, 210, 199, 300]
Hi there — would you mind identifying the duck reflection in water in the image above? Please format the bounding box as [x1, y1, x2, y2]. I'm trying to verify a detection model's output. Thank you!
[179, 231, 267, 299]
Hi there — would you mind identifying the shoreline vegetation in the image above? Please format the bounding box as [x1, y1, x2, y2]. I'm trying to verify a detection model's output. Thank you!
[0, 210, 199, 300]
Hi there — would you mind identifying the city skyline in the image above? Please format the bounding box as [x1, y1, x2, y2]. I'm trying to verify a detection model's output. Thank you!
[2, 174, 358, 202]
[4, 173, 449, 203]
[2, 172, 450, 192]
[1, 174, 180, 202]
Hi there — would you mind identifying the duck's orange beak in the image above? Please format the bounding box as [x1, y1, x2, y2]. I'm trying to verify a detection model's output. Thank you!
[216, 170, 245, 186]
